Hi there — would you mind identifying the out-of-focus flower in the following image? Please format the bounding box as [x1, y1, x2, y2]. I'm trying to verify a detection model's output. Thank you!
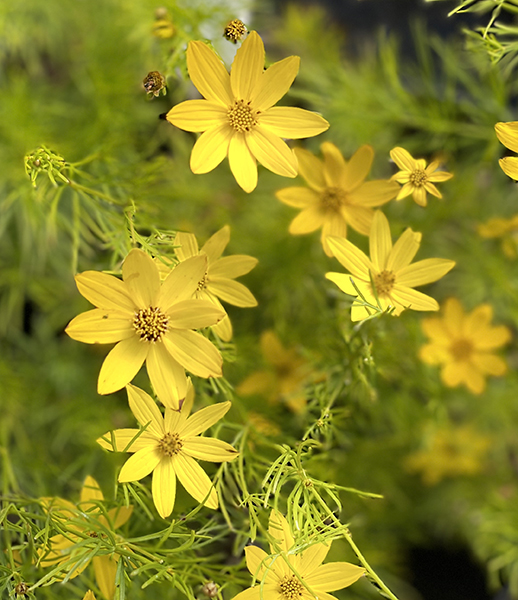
[276, 143, 399, 256]
[326, 211, 455, 321]
[390, 147, 453, 206]
[224, 19, 247, 43]
[166, 31, 329, 192]
[478, 214, 518, 258]
[152, 8, 175, 39]
[495, 121, 518, 180]
[419, 298, 511, 394]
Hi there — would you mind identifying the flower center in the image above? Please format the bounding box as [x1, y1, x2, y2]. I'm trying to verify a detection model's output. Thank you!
[373, 270, 396, 297]
[158, 432, 183, 457]
[197, 271, 209, 291]
[228, 100, 257, 133]
[320, 187, 346, 212]
[409, 169, 428, 187]
[450, 338, 473, 361]
[133, 307, 169, 342]
[224, 19, 247, 43]
[278, 575, 304, 600]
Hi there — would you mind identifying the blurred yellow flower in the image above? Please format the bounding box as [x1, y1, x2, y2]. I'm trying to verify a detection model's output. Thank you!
[166, 31, 329, 192]
[404, 424, 492, 485]
[237, 330, 311, 413]
[390, 147, 453, 206]
[83, 592, 97, 600]
[419, 298, 511, 394]
[38, 476, 133, 600]
[276, 143, 399, 256]
[65, 249, 225, 409]
[478, 214, 518, 258]
[495, 121, 518, 180]
[232, 510, 364, 600]
[326, 211, 455, 321]
[97, 383, 238, 518]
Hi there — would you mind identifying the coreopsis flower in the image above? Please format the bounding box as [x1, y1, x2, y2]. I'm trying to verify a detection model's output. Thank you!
[166, 31, 329, 193]
[326, 211, 455, 322]
[495, 121, 518, 179]
[38, 476, 133, 600]
[390, 147, 453, 206]
[233, 510, 364, 600]
[65, 249, 225, 409]
[404, 423, 491, 485]
[419, 298, 511, 394]
[276, 143, 399, 256]
[478, 214, 518, 258]
[169, 225, 258, 341]
[237, 330, 311, 413]
[97, 383, 238, 519]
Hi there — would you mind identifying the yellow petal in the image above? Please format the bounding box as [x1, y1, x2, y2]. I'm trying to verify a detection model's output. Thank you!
[276, 187, 319, 208]
[160, 254, 208, 312]
[93, 555, 117, 600]
[201, 225, 231, 263]
[97, 337, 148, 395]
[325, 272, 360, 297]
[428, 170, 453, 183]
[387, 227, 422, 272]
[423, 181, 442, 199]
[289, 206, 325, 234]
[152, 458, 176, 518]
[390, 147, 417, 171]
[421, 316, 451, 345]
[495, 121, 518, 153]
[498, 156, 518, 180]
[74, 271, 135, 312]
[231, 30, 264, 102]
[232, 586, 276, 600]
[174, 453, 218, 508]
[163, 330, 222, 378]
[251, 56, 300, 111]
[419, 342, 450, 365]
[208, 277, 257, 307]
[147, 342, 187, 410]
[228, 134, 258, 192]
[166, 99, 227, 132]
[182, 437, 238, 462]
[210, 255, 258, 278]
[441, 361, 469, 389]
[97, 428, 157, 453]
[65, 309, 133, 344]
[237, 370, 276, 396]
[179, 401, 231, 437]
[474, 325, 511, 350]
[247, 126, 298, 177]
[321, 215, 347, 256]
[268, 510, 294, 553]
[126, 384, 165, 437]
[212, 314, 233, 341]
[320, 142, 348, 187]
[326, 236, 372, 279]
[340, 205, 373, 235]
[80, 476, 103, 507]
[245, 546, 283, 582]
[109, 505, 133, 529]
[190, 124, 234, 174]
[167, 298, 225, 328]
[369, 211, 392, 271]
[122, 248, 161, 308]
[299, 543, 331, 575]
[294, 148, 326, 190]
[83, 592, 96, 600]
[342, 145, 374, 191]
[472, 352, 507, 376]
[175, 231, 199, 261]
[390, 286, 439, 312]
[305, 562, 365, 591]
[348, 180, 399, 207]
[397, 258, 455, 287]
[187, 40, 233, 106]
[118, 446, 162, 482]
[413, 186, 428, 206]
[259, 107, 329, 140]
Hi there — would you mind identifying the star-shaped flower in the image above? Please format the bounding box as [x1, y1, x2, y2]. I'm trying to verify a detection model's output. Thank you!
[419, 297, 511, 394]
[38, 477, 133, 600]
[65, 249, 225, 409]
[166, 31, 329, 192]
[233, 510, 364, 600]
[97, 383, 239, 519]
[390, 147, 453, 206]
[276, 143, 399, 256]
[326, 211, 455, 321]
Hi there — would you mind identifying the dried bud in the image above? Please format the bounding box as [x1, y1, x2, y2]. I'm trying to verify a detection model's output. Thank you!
[201, 581, 219, 598]
[223, 19, 247, 43]
[14, 582, 29, 597]
[143, 71, 167, 97]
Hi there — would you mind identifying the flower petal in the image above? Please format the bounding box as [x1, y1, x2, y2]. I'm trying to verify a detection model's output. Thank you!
[122, 249, 161, 308]
[397, 258, 455, 287]
[294, 148, 326, 190]
[472, 352, 507, 376]
[326, 236, 373, 279]
[228, 134, 258, 193]
[369, 211, 392, 271]
[289, 207, 325, 234]
[152, 458, 176, 518]
[175, 232, 199, 261]
[495, 121, 518, 153]
[199, 225, 230, 264]
[276, 187, 319, 208]
[259, 107, 329, 140]
[390, 147, 417, 171]
[305, 562, 365, 591]
[268, 510, 294, 553]
[321, 142, 348, 187]
[174, 453, 218, 508]
[387, 227, 422, 272]
[167, 299, 225, 328]
[210, 255, 258, 278]
[98, 337, 149, 395]
[390, 286, 439, 312]
[93, 555, 118, 600]
[498, 157, 518, 180]
[233, 584, 278, 600]
[118, 445, 162, 482]
[166, 99, 227, 132]
[160, 255, 208, 312]
[245, 546, 283, 582]
[251, 55, 300, 111]
[182, 437, 239, 462]
[247, 126, 298, 177]
[147, 342, 187, 409]
[212, 313, 233, 342]
[348, 180, 399, 207]
[299, 543, 330, 575]
[342, 145, 374, 191]
[321, 214, 347, 256]
[187, 40, 233, 105]
[97, 428, 156, 453]
[208, 277, 257, 307]
[80, 476, 103, 505]
[65, 309, 133, 344]
[190, 124, 233, 174]
[340, 205, 373, 235]
[179, 401, 231, 437]
[163, 330, 222, 378]
[231, 30, 264, 102]
[325, 272, 359, 296]
[126, 384, 165, 437]
[74, 271, 135, 312]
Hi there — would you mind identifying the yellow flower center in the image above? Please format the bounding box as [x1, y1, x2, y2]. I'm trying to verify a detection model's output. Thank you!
[409, 169, 428, 187]
[450, 338, 474, 361]
[158, 432, 183, 457]
[133, 307, 169, 342]
[373, 270, 396, 296]
[278, 575, 304, 600]
[228, 100, 257, 133]
[224, 19, 247, 43]
[320, 187, 346, 212]
[197, 271, 209, 291]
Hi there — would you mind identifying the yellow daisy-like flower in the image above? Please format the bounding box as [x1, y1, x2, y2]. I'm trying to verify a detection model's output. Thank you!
[326, 211, 455, 322]
[276, 143, 399, 256]
[390, 147, 453, 206]
[495, 121, 518, 179]
[478, 214, 518, 258]
[65, 249, 225, 409]
[166, 31, 329, 193]
[38, 476, 133, 600]
[97, 383, 239, 519]
[171, 225, 258, 342]
[419, 297, 511, 394]
[233, 510, 364, 600]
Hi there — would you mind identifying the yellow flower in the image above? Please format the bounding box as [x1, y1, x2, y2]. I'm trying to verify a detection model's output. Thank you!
[478, 214, 518, 259]
[390, 147, 453, 206]
[97, 383, 239, 519]
[171, 225, 258, 342]
[326, 211, 455, 322]
[237, 330, 311, 413]
[404, 423, 492, 485]
[38, 476, 133, 600]
[65, 249, 225, 409]
[419, 297, 511, 394]
[233, 510, 364, 600]
[276, 143, 399, 256]
[166, 31, 329, 193]
[495, 121, 518, 179]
